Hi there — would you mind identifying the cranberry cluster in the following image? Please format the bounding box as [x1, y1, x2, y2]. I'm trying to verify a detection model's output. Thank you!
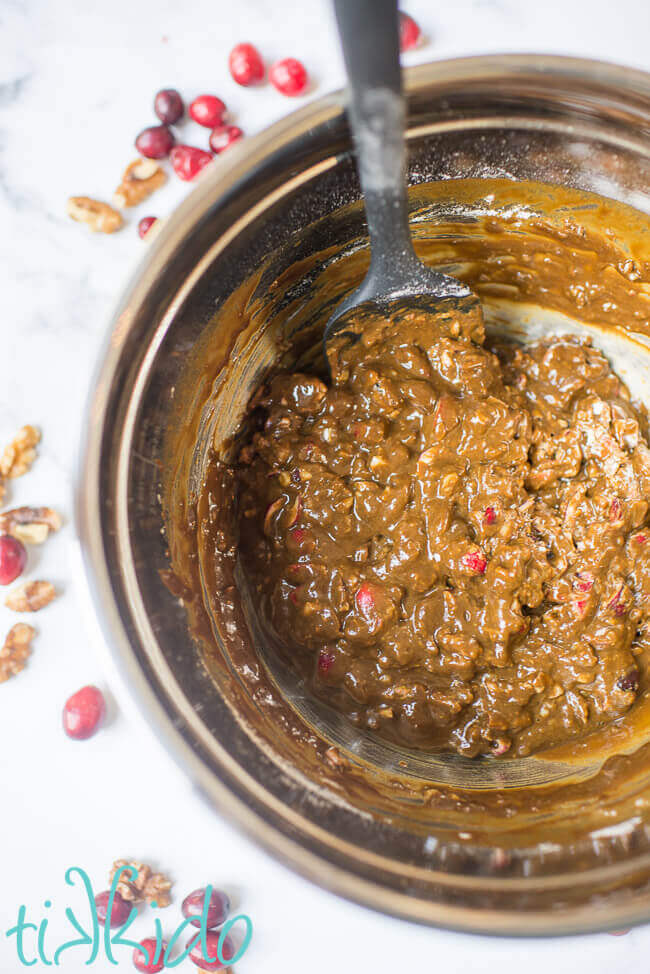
[94, 885, 234, 972]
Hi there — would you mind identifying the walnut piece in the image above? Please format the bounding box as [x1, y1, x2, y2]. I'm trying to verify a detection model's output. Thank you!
[67, 196, 123, 233]
[113, 158, 166, 208]
[109, 860, 172, 908]
[5, 581, 56, 613]
[0, 623, 36, 682]
[0, 425, 41, 479]
[0, 506, 62, 545]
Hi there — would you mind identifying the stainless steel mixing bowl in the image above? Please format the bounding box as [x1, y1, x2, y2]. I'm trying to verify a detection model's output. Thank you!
[79, 55, 650, 935]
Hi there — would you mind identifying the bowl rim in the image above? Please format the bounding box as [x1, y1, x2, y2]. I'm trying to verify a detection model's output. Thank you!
[77, 53, 650, 937]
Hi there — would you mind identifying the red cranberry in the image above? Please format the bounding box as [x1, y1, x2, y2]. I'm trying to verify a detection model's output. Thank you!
[269, 57, 308, 96]
[94, 890, 132, 928]
[62, 685, 106, 740]
[399, 11, 422, 51]
[228, 43, 265, 86]
[154, 88, 184, 125]
[133, 938, 167, 973]
[187, 930, 235, 971]
[318, 651, 335, 675]
[189, 95, 227, 129]
[460, 550, 487, 575]
[138, 216, 158, 239]
[484, 506, 496, 525]
[135, 125, 175, 159]
[209, 124, 243, 154]
[355, 582, 376, 615]
[169, 145, 213, 181]
[182, 887, 230, 929]
[0, 535, 27, 585]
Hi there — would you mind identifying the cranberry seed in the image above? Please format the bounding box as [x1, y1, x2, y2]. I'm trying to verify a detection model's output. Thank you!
[189, 95, 227, 129]
[135, 125, 175, 159]
[62, 685, 106, 740]
[0, 535, 27, 585]
[154, 88, 184, 125]
[228, 43, 265, 86]
[269, 57, 308, 96]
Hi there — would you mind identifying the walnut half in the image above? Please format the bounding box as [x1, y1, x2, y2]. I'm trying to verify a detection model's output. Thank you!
[0, 507, 62, 545]
[5, 581, 56, 613]
[67, 196, 123, 233]
[0, 425, 41, 479]
[113, 158, 166, 208]
[0, 623, 36, 682]
[109, 860, 172, 908]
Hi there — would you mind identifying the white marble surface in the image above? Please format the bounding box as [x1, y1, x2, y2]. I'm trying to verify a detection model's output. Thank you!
[1, 0, 650, 970]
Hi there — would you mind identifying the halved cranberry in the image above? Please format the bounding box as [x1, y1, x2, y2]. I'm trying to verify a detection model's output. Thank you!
[617, 668, 639, 692]
[460, 550, 487, 575]
[355, 582, 376, 615]
[133, 937, 167, 973]
[484, 506, 496, 525]
[399, 11, 422, 51]
[609, 585, 628, 616]
[573, 572, 594, 594]
[209, 124, 243, 154]
[169, 145, 213, 181]
[138, 216, 157, 239]
[135, 125, 175, 159]
[187, 930, 235, 970]
[318, 651, 335, 675]
[189, 95, 227, 128]
[154, 88, 184, 125]
[0, 535, 27, 585]
[62, 685, 106, 740]
[269, 58, 308, 96]
[95, 890, 132, 928]
[228, 43, 265, 86]
[181, 887, 230, 929]
[609, 498, 623, 521]
[289, 586, 302, 605]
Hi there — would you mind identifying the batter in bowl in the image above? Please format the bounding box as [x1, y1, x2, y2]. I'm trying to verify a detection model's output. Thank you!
[235, 305, 650, 758]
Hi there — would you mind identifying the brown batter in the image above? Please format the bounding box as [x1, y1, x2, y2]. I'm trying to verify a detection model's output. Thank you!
[235, 306, 650, 758]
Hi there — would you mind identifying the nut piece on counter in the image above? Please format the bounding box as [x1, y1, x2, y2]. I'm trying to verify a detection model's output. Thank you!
[109, 859, 172, 907]
[113, 157, 166, 208]
[0, 623, 36, 683]
[0, 506, 62, 545]
[0, 425, 41, 481]
[5, 581, 56, 613]
[67, 196, 123, 233]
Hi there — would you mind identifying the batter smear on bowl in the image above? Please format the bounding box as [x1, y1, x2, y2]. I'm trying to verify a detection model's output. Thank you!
[235, 307, 650, 757]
